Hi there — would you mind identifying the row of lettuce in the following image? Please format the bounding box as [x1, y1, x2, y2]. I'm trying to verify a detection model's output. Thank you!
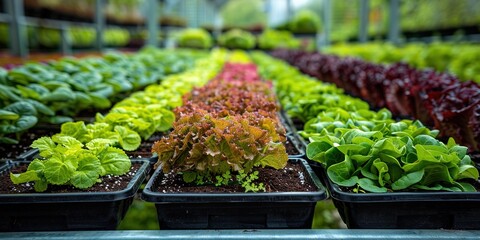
[6, 48, 479, 194]
[178, 28, 305, 51]
[252, 51, 479, 193]
[271, 49, 480, 153]
[0, 48, 203, 145]
[325, 42, 480, 83]
[9, 49, 227, 192]
[0, 24, 131, 48]
[153, 55, 289, 191]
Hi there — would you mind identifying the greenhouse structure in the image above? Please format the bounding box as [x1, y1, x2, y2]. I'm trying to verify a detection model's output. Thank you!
[0, 0, 480, 239]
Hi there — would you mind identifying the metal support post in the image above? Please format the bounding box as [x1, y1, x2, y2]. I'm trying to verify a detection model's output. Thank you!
[286, 0, 293, 19]
[146, 0, 159, 46]
[264, 0, 272, 28]
[5, 0, 27, 57]
[95, 0, 105, 51]
[388, 0, 400, 44]
[60, 23, 72, 55]
[359, 0, 369, 43]
[318, 0, 331, 49]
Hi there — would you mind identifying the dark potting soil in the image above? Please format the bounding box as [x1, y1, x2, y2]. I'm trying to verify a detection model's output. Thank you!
[154, 161, 316, 193]
[0, 127, 59, 159]
[0, 163, 141, 194]
[284, 137, 300, 156]
[127, 132, 166, 159]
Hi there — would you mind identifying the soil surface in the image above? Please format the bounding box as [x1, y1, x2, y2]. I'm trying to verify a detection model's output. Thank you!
[0, 126, 59, 159]
[154, 161, 316, 193]
[0, 163, 141, 194]
[285, 136, 301, 156]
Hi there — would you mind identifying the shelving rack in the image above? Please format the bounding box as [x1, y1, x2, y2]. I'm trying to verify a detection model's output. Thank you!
[2, 229, 480, 239]
[1, 0, 479, 237]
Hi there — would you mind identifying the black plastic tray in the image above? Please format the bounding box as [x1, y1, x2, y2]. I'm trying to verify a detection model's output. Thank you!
[286, 133, 305, 158]
[0, 159, 150, 231]
[321, 167, 480, 229]
[142, 158, 327, 229]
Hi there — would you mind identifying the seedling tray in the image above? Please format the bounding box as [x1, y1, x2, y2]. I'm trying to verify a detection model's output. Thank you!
[286, 133, 306, 158]
[142, 158, 327, 229]
[321, 167, 480, 229]
[0, 159, 150, 231]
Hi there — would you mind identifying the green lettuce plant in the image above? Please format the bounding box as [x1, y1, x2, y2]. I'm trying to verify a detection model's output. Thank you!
[10, 135, 131, 192]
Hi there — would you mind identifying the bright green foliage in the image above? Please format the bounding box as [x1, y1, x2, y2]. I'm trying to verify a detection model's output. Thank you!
[53, 121, 141, 151]
[237, 170, 265, 192]
[257, 29, 301, 50]
[176, 28, 213, 49]
[10, 136, 131, 191]
[218, 29, 256, 50]
[288, 10, 322, 34]
[0, 101, 38, 144]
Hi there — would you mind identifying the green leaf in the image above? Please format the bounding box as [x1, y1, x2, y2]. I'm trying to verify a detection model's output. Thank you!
[58, 121, 88, 142]
[34, 179, 48, 192]
[457, 182, 476, 192]
[24, 99, 55, 116]
[182, 171, 197, 183]
[373, 159, 389, 186]
[414, 135, 439, 146]
[357, 178, 388, 193]
[10, 170, 40, 184]
[4, 101, 37, 116]
[98, 147, 131, 176]
[86, 138, 112, 154]
[46, 116, 73, 124]
[258, 143, 288, 169]
[31, 136, 56, 158]
[306, 141, 333, 162]
[420, 164, 454, 186]
[52, 135, 83, 149]
[70, 153, 101, 189]
[0, 110, 19, 120]
[457, 165, 479, 180]
[41, 87, 76, 102]
[43, 155, 76, 185]
[114, 126, 141, 151]
[391, 169, 424, 190]
[89, 93, 111, 109]
[327, 156, 358, 187]
[156, 108, 175, 132]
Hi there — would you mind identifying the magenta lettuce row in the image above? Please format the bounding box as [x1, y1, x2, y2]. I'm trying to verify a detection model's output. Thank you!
[271, 49, 480, 152]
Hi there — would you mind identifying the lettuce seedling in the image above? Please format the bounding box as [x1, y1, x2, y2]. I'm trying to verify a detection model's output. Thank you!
[152, 110, 288, 183]
[10, 135, 131, 191]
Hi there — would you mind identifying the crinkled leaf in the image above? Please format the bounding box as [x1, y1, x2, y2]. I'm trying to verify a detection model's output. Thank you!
[98, 147, 131, 176]
[257, 143, 288, 169]
[114, 125, 141, 151]
[70, 153, 101, 189]
[43, 155, 76, 185]
[58, 121, 88, 142]
[31, 136, 56, 158]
